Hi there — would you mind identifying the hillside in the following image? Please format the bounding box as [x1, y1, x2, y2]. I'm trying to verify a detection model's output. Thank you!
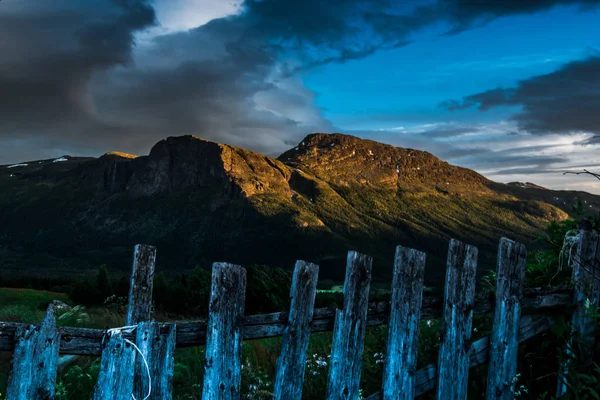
[1, 133, 597, 286]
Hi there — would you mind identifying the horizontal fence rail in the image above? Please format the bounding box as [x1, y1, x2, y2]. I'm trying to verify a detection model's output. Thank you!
[1, 232, 598, 400]
[0, 286, 573, 356]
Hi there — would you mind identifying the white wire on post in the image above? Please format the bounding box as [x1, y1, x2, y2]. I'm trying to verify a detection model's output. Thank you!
[105, 326, 153, 400]
[125, 338, 152, 400]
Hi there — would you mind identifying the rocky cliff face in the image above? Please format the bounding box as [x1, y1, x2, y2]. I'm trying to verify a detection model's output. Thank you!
[0, 133, 597, 285]
[103, 135, 294, 200]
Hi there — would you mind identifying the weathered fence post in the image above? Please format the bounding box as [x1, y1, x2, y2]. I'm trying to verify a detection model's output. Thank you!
[327, 251, 373, 400]
[135, 322, 177, 400]
[127, 244, 157, 325]
[382, 245, 426, 400]
[486, 238, 527, 400]
[202, 263, 247, 400]
[123, 244, 176, 400]
[93, 329, 137, 400]
[557, 229, 600, 397]
[274, 260, 319, 400]
[6, 305, 60, 400]
[436, 239, 478, 400]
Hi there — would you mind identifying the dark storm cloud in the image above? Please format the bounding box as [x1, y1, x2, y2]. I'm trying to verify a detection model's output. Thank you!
[0, 0, 156, 154]
[442, 56, 600, 135]
[439, 0, 600, 33]
[2, 0, 600, 162]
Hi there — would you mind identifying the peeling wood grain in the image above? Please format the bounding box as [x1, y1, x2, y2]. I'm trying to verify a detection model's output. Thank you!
[134, 322, 176, 400]
[436, 239, 478, 400]
[327, 251, 373, 400]
[274, 261, 319, 400]
[6, 305, 60, 400]
[382, 246, 426, 400]
[486, 238, 527, 400]
[127, 244, 157, 326]
[201, 263, 246, 400]
[92, 330, 136, 400]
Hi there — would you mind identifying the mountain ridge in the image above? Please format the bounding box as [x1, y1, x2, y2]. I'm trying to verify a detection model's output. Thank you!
[1, 133, 597, 286]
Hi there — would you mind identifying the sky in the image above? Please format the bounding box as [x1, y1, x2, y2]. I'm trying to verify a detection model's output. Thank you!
[1, 0, 600, 193]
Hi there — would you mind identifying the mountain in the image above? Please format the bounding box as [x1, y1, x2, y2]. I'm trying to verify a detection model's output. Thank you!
[1, 133, 598, 286]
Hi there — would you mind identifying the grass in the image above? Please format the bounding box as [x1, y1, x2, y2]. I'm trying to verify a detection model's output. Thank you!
[0, 288, 71, 323]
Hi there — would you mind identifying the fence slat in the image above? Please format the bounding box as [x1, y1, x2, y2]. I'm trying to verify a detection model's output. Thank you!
[6, 305, 60, 400]
[127, 244, 157, 325]
[274, 261, 319, 400]
[557, 229, 600, 397]
[327, 251, 373, 400]
[382, 246, 426, 400]
[202, 263, 247, 400]
[486, 238, 527, 400]
[93, 330, 137, 400]
[364, 313, 557, 400]
[135, 322, 177, 400]
[436, 239, 478, 400]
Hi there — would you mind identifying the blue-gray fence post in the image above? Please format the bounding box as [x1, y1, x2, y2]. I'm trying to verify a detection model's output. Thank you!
[382, 245, 426, 400]
[327, 251, 373, 400]
[486, 238, 527, 400]
[6, 305, 60, 400]
[201, 263, 247, 400]
[274, 260, 319, 400]
[435, 239, 478, 400]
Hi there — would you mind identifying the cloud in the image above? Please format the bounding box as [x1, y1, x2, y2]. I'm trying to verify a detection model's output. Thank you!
[2, 0, 600, 163]
[0, 0, 156, 153]
[576, 135, 600, 145]
[438, 0, 600, 33]
[442, 55, 600, 135]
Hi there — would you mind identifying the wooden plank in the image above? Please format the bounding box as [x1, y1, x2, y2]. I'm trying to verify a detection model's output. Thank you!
[0, 289, 572, 356]
[201, 263, 246, 400]
[134, 322, 177, 400]
[125, 244, 172, 398]
[327, 251, 373, 400]
[382, 246, 426, 400]
[127, 244, 157, 325]
[365, 313, 557, 400]
[486, 238, 527, 400]
[557, 230, 600, 397]
[6, 305, 60, 400]
[274, 261, 319, 400]
[436, 239, 478, 400]
[93, 329, 137, 400]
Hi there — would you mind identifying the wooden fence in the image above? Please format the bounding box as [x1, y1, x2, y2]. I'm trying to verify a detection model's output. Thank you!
[0, 231, 599, 399]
